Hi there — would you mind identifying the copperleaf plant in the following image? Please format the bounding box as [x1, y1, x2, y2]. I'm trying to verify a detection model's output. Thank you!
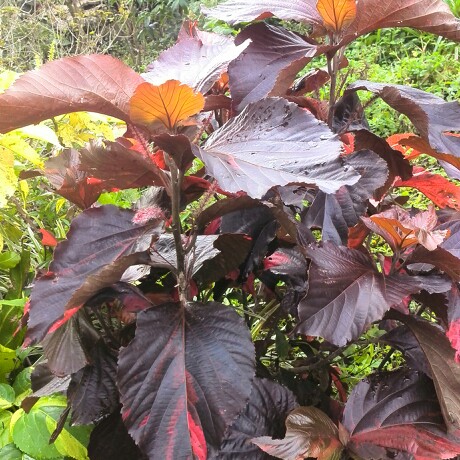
[1, 1, 460, 459]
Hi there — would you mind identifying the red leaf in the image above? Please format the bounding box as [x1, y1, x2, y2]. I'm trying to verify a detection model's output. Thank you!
[39, 229, 57, 247]
[394, 167, 460, 210]
[447, 319, 460, 363]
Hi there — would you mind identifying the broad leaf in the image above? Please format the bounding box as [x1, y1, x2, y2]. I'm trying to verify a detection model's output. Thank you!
[117, 302, 255, 459]
[252, 406, 343, 460]
[68, 341, 118, 425]
[228, 23, 323, 110]
[27, 205, 162, 343]
[11, 396, 91, 460]
[218, 378, 298, 459]
[317, 0, 357, 33]
[303, 150, 388, 245]
[342, 369, 460, 459]
[129, 80, 204, 131]
[195, 98, 360, 198]
[143, 26, 250, 94]
[88, 412, 146, 460]
[346, 81, 460, 158]
[202, 0, 323, 25]
[0, 55, 144, 133]
[390, 312, 460, 434]
[297, 242, 451, 346]
[340, 0, 460, 46]
[394, 166, 460, 210]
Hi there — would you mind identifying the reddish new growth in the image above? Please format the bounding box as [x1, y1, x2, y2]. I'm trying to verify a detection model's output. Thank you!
[132, 206, 165, 225]
[447, 320, 460, 363]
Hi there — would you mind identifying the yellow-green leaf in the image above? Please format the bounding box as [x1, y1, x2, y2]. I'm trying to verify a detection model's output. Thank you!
[0, 147, 17, 208]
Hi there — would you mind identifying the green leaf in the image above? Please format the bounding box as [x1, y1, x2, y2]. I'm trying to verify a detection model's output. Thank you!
[0, 346, 19, 384]
[0, 443, 36, 459]
[11, 397, 90, 460]
[0, 384, 15, 410]
[0, 303, 24, 349]
[0, 147, 17, 208]
[0, 252, 21, 270]
[0, 410, 12, 448]
[13, 369, 32, 406]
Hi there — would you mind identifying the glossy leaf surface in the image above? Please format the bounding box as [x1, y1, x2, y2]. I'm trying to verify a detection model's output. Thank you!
[195, 98, 359, 198]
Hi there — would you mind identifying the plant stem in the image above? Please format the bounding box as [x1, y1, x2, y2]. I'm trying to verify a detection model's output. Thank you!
[164, 152, 187, 305]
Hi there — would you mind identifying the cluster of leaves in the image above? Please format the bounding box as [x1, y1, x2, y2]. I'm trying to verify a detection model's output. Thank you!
[0, 0, 460, 459]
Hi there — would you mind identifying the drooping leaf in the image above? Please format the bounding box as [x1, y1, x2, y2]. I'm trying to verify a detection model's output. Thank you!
[252, 406, 343, 460]
[202, 0, 323, 25]
[340, 0, 460, 46]
[264, 247, 308, 289]
[227, 23, 323, 110]
[303, 150, 388, 245]
[195, 98, 359, 198]
[389, 311, 460, 434]
[143, 26, 250, 94]
[129, 80, 205, 131]
[88, 411, 146, 460]
[151, 133, 195, 170]
[316, 0, 357, 33]
[221, 204, 278, 276]
[68, 341, 118, 425]
[342, 369, 460, 459]
[331, 92, 369, 134]
[346, 81, 460, 158]
[394, 166, 460, 210]
[27, 205, 162, 343]
[117, 302, 254, 459]
[296, 242, 451, 346]
[41, 312, 99, 376]
[218, 378, 298, 459]
[0, 55, 144, 133]
[354, 129, 413, 197]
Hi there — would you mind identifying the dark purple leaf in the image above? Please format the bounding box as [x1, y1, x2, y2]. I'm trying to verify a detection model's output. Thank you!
[303, 150, 388, 245]
[44, 149, 105, 209]
[221, 205, 278, 276]
[202, 0, 323, 25]
[389, 311, 460, 434]
[446, 285, 460, 362]
[117, 302, 255, 459]
[408, 246, 460, 281]
[264, 247, 307, 289]
[143, 26, 250, 94]
[252, 406, 343, 460]
[288, 68, 330, 97]
[355, 129, 413, 197]
[297, 242, 451, 346]
[332, 92, 369, 134]
[346, 81, 460, 158]
[88, 411, 146, 460]
[342, 369, 460, 459]
[228, 23, 323, 110]
[42, 312, 99, 376]
[27, 205, 161, 344]
[380, 325, 430, 376]
[0, 55, 144, 133]
[151, 133, 195, 170]
[218, 378, 297, 459]
[68, 341, 118, 425]
[194, 98, 360, 198]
